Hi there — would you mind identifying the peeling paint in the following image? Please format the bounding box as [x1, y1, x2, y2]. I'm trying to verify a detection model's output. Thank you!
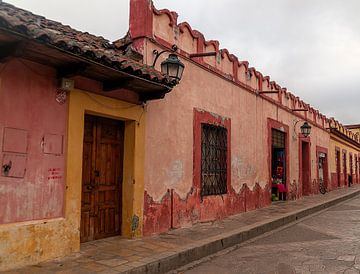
[167, 160, 184, 187]
[143, 183, 271, 236]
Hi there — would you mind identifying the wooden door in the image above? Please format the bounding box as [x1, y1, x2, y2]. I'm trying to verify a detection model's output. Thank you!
[81, 115, 124, 242]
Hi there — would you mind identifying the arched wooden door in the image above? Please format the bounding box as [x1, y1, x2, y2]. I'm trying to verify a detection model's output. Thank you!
[81, 115, 124, 242]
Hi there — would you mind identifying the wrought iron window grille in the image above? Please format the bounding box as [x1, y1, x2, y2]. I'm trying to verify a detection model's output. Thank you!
[201, 124, 228, 197]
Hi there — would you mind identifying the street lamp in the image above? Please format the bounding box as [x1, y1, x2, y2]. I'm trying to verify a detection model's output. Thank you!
[300, 122, 311, 138]
[293, 119, 312, 139]
[160, 54, 184, 81]
[152, 45, 185, 82]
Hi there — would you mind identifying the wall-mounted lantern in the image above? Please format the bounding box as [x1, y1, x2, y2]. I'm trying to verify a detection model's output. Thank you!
[152, 45, 184, 82]
[160, 54, 184, 81]
[293, 119, 312, 139]
[300, 122, 311, 138]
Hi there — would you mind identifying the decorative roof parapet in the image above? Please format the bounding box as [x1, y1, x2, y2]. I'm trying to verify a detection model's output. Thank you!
[329, 118, 360, 145]
[129, 0, 335, 129]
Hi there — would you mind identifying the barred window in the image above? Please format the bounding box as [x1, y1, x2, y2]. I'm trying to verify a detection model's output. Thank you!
[201, 124, 228, 196]
[272, 129, 285, 148]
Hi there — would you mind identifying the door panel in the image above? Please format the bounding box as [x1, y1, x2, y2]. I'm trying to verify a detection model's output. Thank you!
[81, 115, 124, 242]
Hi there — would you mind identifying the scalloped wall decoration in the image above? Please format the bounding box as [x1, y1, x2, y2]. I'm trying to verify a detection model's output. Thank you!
[152, 6, 178, 27]
[128, 0, 346, 130]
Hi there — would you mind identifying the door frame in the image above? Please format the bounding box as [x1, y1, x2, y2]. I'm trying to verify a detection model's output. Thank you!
[299, 137, 311, 196]
[267, 118, 290, 199]
[335, 146, 341, 187]
[316, 146, 329, 191]
[81, 115, 125, 242]
[66, 90, 146, 245]
[342, 149, 347, 187]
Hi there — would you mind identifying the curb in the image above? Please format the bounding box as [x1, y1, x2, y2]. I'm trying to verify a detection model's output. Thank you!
[124, 189, 360, 274]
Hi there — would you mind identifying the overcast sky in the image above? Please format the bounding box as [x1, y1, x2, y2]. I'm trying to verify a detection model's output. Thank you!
[5, 0, 360, 125]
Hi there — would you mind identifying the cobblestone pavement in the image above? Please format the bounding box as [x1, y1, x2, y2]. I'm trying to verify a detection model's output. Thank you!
[182, 196, 360, 274]
[3, 186, 360, 274]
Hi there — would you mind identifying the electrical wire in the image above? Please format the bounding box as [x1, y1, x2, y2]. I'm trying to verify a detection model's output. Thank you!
[18, 59, 52, 78]
[84, 92, 147, 125]
[83, 92, 142, 111]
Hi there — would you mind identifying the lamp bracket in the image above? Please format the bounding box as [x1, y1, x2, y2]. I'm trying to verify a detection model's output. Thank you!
[152, 44, 178, 67]
[293, 119, 302, 140]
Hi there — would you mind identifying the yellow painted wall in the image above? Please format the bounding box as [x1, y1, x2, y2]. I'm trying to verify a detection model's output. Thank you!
[0, 90, 145, 271]
[67, 90, 146, 238]
[349, 128, 360, 137]
[329, 135, 360, 174]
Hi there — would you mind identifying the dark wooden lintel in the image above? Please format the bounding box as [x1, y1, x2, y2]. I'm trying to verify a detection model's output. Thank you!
[57, 63, 88, 78]
[139, 92, 166, 102]
[0, 41, 23, 62]
[103, 78, 131, 92]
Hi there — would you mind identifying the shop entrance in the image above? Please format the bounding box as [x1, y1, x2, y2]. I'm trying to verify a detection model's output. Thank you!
[271, 129, 287, 201]
[301, 141, 311, 196]
[80, 115, 124, 242]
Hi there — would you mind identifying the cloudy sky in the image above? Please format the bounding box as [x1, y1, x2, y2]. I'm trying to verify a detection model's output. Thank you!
[5, 0, 360, 124]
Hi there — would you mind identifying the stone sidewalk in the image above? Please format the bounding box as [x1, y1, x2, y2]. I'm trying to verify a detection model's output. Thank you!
[5, 186, 360, 274]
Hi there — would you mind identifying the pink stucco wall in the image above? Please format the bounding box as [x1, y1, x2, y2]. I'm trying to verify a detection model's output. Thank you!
[0, 59, 66, 224]
[129, 0, 331, 235]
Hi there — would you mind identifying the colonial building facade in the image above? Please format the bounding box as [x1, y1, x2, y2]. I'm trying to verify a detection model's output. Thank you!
[329, 121, 360, 188]
[0, 2, 175, 270]
[128, 0, 333, 235]
[0, 0, 359, 271]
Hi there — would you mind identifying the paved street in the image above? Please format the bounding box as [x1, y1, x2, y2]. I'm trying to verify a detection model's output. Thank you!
[182, 196, 360, 274]
[3, 187, 360, 274]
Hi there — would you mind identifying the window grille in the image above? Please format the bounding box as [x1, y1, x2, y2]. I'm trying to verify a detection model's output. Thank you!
[272, 129, 285, 148]
[201, 124, 227, 196]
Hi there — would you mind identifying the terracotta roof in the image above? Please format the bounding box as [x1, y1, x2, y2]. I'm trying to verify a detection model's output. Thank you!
[0, 2, 175, 87]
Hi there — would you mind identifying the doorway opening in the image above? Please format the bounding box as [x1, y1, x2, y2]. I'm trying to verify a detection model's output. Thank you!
[301, 141, 311, 196]
[271, 129, 287, 201]
[318, 152, 328, 192]
[80, 114, 124, 242]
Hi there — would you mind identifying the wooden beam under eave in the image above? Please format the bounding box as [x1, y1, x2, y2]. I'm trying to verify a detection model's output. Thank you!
[138, 91, 166, 102]
[57, 63, 88, 78]
[0, 41, 23, 62]
[103, 78, 131, 92]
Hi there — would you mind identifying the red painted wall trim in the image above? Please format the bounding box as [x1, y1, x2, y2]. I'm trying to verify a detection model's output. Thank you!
[342, 149, 348, 187]
[335, 146, 341, 188]
[129, 0, 154, 40]
[193, 108, 231, 198]
[316, 146, 329, 190]
[299, 136, 311, 196]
